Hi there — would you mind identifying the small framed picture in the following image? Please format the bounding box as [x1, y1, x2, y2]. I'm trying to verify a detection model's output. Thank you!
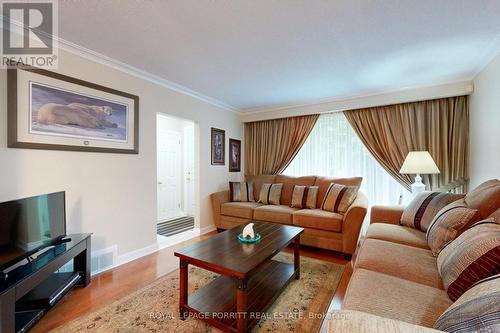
[7, 63, 139, 154]
[211, 127, 225, 165]
[229, 139, 241, 172]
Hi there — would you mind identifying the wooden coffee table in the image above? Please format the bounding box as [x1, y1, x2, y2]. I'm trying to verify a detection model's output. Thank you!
[174, 221, 304, 333]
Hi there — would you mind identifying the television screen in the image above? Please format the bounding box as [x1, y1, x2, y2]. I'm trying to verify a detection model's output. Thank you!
[0, 192, 66, 271]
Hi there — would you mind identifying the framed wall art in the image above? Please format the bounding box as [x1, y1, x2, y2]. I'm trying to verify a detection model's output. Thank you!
[229, 138, 241, 172]
[7, 63, 139, 154]
[211, 127, 225, 165]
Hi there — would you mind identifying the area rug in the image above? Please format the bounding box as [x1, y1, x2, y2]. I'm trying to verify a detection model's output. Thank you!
[52, 252, 344, 333]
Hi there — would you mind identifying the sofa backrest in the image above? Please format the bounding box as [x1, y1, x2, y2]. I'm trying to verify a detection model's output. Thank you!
[275, 175, 316, 206]
[314, 176, 363, 208]
[464, 179, 500, 219]
[245, 175, 276, 201]
[245, 174, 363, 207]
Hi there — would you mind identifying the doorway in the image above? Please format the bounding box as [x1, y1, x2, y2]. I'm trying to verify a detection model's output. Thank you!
[156, 114, 196, 238]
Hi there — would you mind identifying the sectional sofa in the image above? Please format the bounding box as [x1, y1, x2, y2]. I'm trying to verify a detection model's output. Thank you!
[210, 174, 368, 256]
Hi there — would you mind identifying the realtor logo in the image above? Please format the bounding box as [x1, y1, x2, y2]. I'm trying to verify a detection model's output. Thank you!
[1, 0, 58, 68]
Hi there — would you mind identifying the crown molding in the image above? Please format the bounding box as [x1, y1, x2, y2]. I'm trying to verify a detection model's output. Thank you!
[240, 80, 474, 123]
[55, 37, 240, 113]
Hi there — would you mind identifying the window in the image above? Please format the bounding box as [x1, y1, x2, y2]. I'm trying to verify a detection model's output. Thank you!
[284, 112, 410, 206]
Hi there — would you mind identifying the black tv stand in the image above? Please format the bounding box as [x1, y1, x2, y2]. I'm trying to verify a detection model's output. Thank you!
[0, 234, 91, 333]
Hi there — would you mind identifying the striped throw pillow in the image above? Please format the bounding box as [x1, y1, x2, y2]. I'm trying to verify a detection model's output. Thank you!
[229, 182, 254, 202]
[434, 274, 500, 332]
[321, 183, 358, 214]
[400, 192, 464, 232]
[426, 201, 480, 256]
[437, 220, 500, 301]
[290, 185, 318, 209]
[258, 183, 283, 205]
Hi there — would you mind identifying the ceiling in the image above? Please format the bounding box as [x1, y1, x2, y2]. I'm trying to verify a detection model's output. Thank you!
[58, 0, 500, 111]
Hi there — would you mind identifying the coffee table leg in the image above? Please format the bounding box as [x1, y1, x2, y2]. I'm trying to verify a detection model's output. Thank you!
[294, 236, 300, 280]
[179, 259, 188, 320]
[235, 278, 248, 333]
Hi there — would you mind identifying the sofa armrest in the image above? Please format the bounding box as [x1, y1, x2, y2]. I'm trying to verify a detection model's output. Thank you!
[320, 310, 442, 333]
[210, 190, 230, 228]
[342, 192, 368, 254]
[370, 205, 405, 225]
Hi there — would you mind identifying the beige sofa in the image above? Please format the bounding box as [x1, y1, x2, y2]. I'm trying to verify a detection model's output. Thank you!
[210, 174, 368, 256]
[322, 179, 500, 332]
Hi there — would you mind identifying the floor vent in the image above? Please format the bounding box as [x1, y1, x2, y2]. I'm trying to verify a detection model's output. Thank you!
[157, 216, 194, 237]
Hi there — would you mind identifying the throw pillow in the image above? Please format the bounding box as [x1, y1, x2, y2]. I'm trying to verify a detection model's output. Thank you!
[290, 185, 319, 209]
[434, 274, 500, 332]
[464, 179, 500, 219]
[321, 183, 358, 214]
[229, 181, 254, 202]
[258, 183, 283, 205]
[400, 191, 464, 232]
[426, 200, 480, 256]
[437, 220, 500, 301]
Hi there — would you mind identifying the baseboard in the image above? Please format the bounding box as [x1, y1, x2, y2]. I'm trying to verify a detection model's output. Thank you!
[198, 224, 216, 235]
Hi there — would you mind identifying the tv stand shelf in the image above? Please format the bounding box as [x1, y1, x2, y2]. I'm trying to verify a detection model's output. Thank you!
[0, 234, 91, 333]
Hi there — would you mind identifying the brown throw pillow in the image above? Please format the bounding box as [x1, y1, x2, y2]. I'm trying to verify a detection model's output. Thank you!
[290, 185, 318, 209]
[426, 201, 480, 256]
[437, 220, 500, 301]
[434, 274, 500, 333]
[321, 183, 358, 213]
[258, 183, 283, 205]
[400, 192, 464, 232]
[229, 182, 254, 202]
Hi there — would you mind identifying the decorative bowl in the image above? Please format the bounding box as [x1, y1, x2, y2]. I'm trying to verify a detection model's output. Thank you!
[237, 233, 261, 243]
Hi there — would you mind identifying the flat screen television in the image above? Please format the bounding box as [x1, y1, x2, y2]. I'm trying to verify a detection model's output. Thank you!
[0, 192, 67, 272]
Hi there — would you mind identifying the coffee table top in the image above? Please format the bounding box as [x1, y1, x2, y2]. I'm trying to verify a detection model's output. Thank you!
[174, 221, 303, 279]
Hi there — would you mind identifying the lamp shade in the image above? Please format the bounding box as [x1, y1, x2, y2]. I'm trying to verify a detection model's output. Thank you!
[399, 151, 440, 174]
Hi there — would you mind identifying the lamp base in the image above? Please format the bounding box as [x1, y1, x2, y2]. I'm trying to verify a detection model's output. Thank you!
[410, 174, 426, 195]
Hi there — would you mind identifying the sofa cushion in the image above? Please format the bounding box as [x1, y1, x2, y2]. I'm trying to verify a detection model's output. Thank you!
[290, 185, 318, 209]
[355, 239, 442, 289]
[434, 274, 500, 333]
[426, 200, 480, 256]
[292, 209, 343, 232]
[464, 179, 500, 219]
[437, 220, 500, 301]
[257, 183, 283, 205]
[320, 183, 358, 213]
[366, 223, 429, 249]
[221, 202, 262, 219]
[343, 269, 452, 327]
[400, 191, 464, 232]
[245, 175, 276, 201]
[314, 176, 363, 208]
[253, 205, 298, 224]
[275, 175, 316, 206]
[229, 181, 255, 202]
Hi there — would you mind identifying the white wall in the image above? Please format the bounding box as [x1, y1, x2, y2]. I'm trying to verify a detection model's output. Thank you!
[469, 53, 500, 188]
[0, 49, 243, 256]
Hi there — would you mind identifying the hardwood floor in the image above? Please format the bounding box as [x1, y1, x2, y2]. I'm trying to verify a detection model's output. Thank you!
[31, 231, 352, 333]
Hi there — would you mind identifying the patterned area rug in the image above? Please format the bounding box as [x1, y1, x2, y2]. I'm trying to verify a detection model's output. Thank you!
[53, 253, 344, 333]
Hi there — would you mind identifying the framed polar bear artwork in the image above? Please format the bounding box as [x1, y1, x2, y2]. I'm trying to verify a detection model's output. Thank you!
[7, 63, 139, 154]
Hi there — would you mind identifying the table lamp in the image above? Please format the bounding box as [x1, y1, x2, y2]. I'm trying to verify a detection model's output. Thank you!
[399, 151, 440, 194]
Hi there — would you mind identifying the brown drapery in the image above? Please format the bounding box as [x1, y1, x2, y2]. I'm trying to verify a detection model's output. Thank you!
[245, 114, 319, 176]
[344, 96, 469, 193]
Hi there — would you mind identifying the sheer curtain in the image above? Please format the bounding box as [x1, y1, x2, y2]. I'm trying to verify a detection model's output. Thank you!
[284, 112, 410, 206]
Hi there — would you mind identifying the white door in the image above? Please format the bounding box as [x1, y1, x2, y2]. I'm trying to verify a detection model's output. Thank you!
[157, 130, 183, 222]
[183, 125, 195, 216]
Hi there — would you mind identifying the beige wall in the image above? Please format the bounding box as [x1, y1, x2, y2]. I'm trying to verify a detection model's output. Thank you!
[470, 53, 500, 188]
[0, 49, 243, 256]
